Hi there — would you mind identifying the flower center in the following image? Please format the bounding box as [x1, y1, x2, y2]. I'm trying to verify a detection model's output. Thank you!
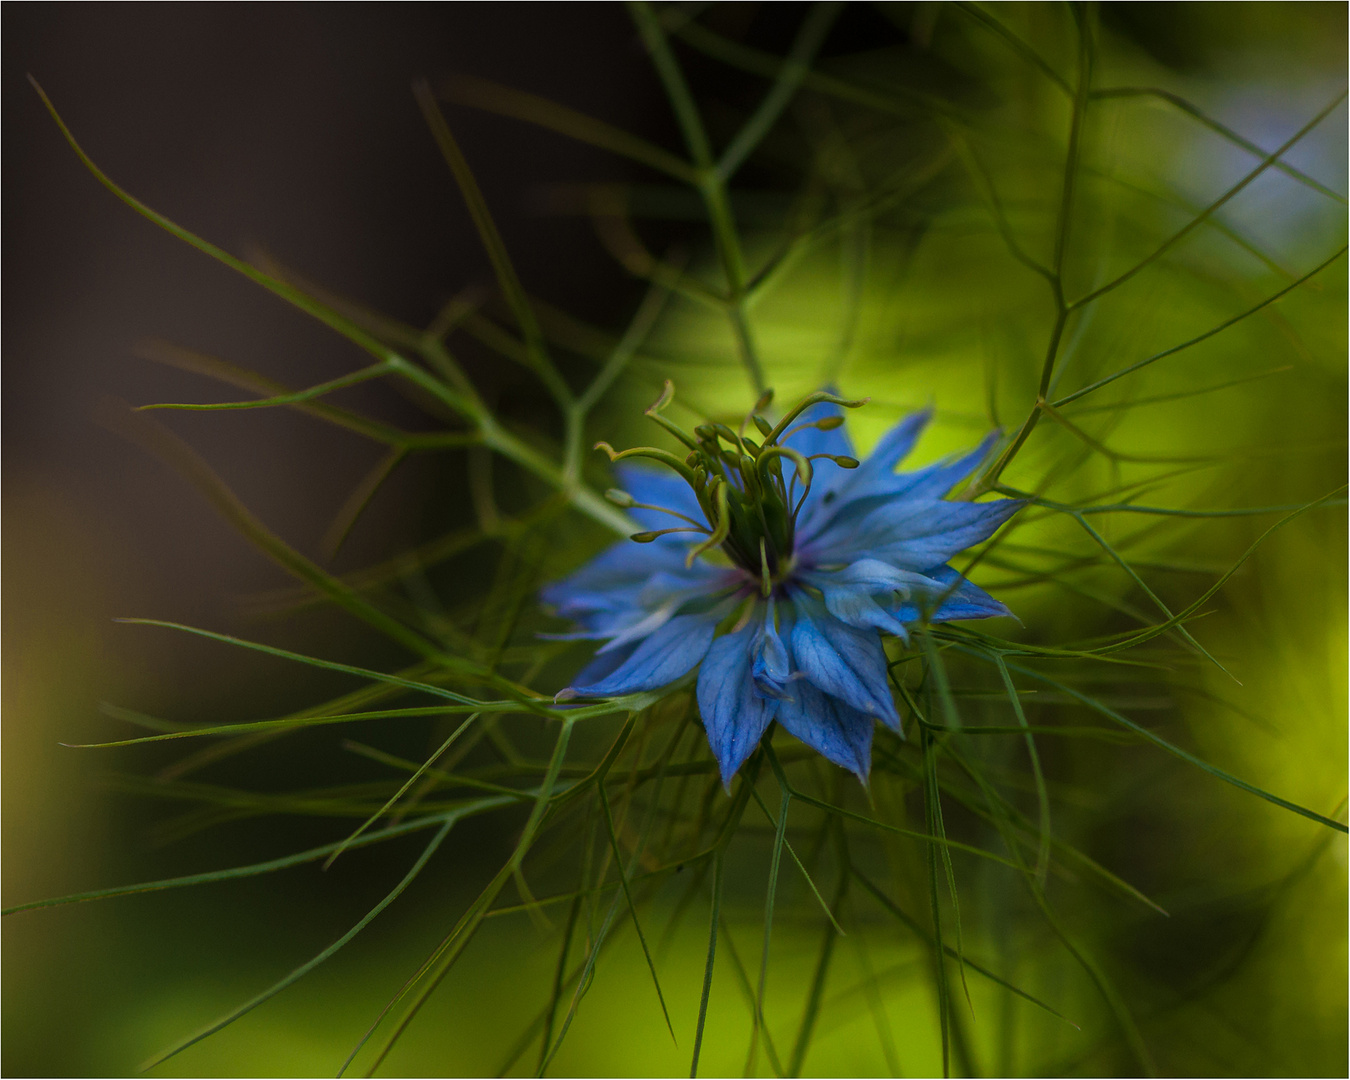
[599, 382, 866, 594]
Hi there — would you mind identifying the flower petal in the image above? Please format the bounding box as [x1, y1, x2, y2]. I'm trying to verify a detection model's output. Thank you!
[803, 558, 946, 636]
[784, 398, 861, 526]
[894, 564, 1014, 622]
[541, 543, 734, 638]
[803, 497, 1023, 571]
[790, 604, 900, 729]
[889, 430, 1000, 502]
[751, 599, 794, 699]
[798, 408, 930, 527]
[844, 408, 932, 492]
[774, 679, 875, 781]
[565, 611, 718, 697]
[696, 621, 779, 787]
[819, 583, 910, 638]
[541, 538, 688, 616]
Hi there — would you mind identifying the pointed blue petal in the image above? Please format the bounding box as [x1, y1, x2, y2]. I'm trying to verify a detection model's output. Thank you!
[774, 679, 875, 781]
[856, 408, 932, 477]
[797, 409, 929, 531]
[751, 600, 793, 699]
[541, 538, 686, 613]
[789, 605, 900, 729]
[802, 497, 1023, 571]
[891, 429, 1000, 501]
[798, 420, 1002, 540]
[783, 398, 859, 526]
[818, 583, 910, 638]
[923, 565, 1015, 622]
[803, 559, 945, 638]
[697, 621, 779, 787]
[567, 611, 717, 697]
[541, 543, 731, 631]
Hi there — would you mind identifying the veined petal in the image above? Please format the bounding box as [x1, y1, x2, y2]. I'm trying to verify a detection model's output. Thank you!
[774, 679, 875, 781]
[818, 583, 911, 638]
[808, 558, 943, 593]
[803, 497, 1023, 571]
[594, 600, 681, 654]
[595, 568, 742, 653]
[784, 398, 858, 526]
[541, 537, 688, 614]
[888, 429, 1000, 502]
[697, 621, 779, 787]
[844, 408, 932, 493]
[751, 599, 794, 699]
[893, 564, 1014, 623]
[798, 408, 930, 529]
[790, 603, 900, 729]
[542, 543, 732, 632]
[837, 426, 995, 507]
[563, 611, 718, 698]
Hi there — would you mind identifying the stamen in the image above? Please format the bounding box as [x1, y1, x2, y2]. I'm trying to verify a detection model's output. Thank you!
[641, 379, 702, 451]
[630, 527, 707, 543]
[780, 414, 845, 442]
[595, 441, 698, 484]
[806, 453, 860, 469]
[712, 423, 744, 452]
[757, 445, 812, 493]
[685, 479, 731, 568]
[761, 390, 868, 448]
[640, 505, 710, 530]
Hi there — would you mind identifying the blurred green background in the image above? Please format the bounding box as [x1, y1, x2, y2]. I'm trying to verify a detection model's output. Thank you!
[4, 4, 1345, 1076]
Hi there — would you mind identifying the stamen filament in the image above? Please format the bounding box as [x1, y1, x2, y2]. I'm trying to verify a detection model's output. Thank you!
[761, 390, 868, 448]
[686, 480, 731, 568]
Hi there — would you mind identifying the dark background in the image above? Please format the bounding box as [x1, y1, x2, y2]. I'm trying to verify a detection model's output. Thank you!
[4, 3, 664, 639]
[4, 7, 670, 1073]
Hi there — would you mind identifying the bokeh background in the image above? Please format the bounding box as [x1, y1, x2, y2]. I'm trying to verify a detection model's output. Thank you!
[4, 4, 1346, 1076]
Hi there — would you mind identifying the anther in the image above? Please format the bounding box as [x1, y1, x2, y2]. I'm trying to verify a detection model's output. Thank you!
[630, 527, 705, 543]
[712, 423, 741, 447]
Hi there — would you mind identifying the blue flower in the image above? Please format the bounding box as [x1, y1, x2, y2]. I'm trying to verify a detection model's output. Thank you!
[542, 387, 1022, 786]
